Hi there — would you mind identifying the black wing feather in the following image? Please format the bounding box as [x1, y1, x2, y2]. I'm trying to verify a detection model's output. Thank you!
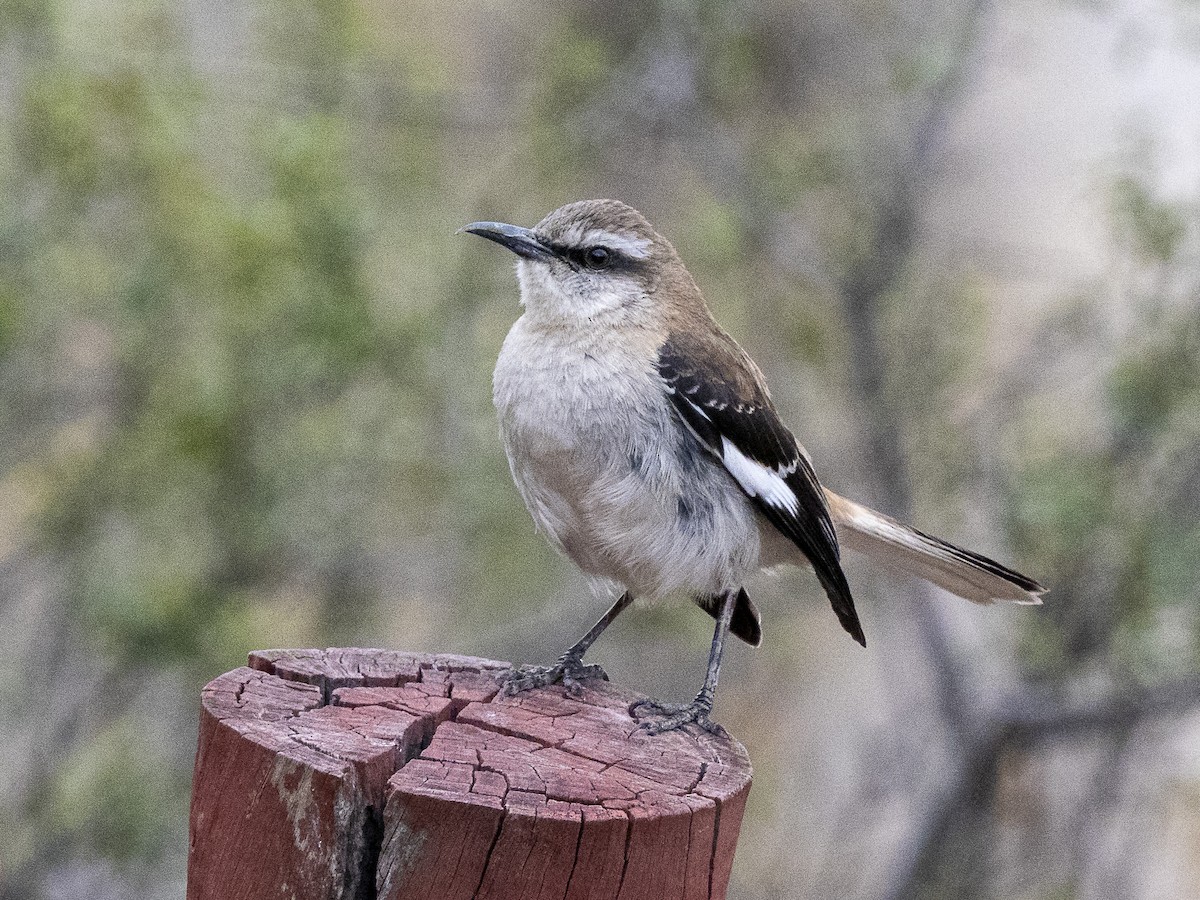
[660, 331, 866, 647]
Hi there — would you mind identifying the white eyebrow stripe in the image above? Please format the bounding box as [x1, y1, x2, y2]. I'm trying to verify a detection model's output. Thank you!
[560, 224, 652, 259]
[590, 230, 651, 259]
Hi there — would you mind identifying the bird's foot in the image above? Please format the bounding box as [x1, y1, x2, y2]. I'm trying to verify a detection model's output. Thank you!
[498, 651, 608, 699]
[629, 696, 725, 736]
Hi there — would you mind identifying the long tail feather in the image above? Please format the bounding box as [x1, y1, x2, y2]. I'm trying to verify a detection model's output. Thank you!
[823, 490, 1045, 605]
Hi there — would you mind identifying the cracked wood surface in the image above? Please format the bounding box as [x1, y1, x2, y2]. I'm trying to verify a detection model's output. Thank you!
[187, 649, 752, 900]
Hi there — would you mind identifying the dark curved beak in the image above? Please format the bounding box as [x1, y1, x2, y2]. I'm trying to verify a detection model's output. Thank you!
[459, 221, 555, 261]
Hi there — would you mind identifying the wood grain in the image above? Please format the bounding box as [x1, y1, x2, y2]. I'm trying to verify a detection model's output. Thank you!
[187, 649, 752, 900]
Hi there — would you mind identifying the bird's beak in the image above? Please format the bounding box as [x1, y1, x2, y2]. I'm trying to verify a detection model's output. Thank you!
[459, 221, 555, 261]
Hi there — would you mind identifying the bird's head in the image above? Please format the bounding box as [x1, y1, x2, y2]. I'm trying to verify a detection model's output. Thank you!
[463, 199, 687, 326]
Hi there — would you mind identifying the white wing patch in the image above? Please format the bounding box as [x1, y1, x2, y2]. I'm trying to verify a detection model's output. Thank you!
[720, 438, 799, 514]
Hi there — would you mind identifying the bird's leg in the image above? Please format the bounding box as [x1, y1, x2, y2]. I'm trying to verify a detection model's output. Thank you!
[500, 591, 634, 698]
[631, 589, 735, 735]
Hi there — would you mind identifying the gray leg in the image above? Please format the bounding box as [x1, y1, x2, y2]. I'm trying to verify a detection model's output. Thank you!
[500, 591, 634, 697]
[630, 589, 736, 735]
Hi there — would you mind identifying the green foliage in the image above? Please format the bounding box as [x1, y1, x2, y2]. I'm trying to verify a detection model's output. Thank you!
[1109, 314, 1200, 440]
[1014, 452, 1116, 581]
[1, 1, 561, 882]
[702, 26, 764, 113]
[3, 0, 1199, 896]
[0, 281, 21, 352]
[1010, 178, 1200, 680]
[884, 274, 989, 504]
[536, 25, 613, 115]
[22, 75, 378, 664]
[675, 185, 746, 273]
[1112, 175, 1187, 263]
[45, 717, 185, 862]
[752, 123, 844, 200]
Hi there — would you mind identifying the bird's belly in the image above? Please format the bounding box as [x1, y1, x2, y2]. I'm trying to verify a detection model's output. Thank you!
[495, 343, 761, 598]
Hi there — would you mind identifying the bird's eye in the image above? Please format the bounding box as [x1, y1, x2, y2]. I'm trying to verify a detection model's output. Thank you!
[584, 246, 611, 269]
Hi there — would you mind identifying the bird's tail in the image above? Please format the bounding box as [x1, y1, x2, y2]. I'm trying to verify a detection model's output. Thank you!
[823, 490, 1045, 605]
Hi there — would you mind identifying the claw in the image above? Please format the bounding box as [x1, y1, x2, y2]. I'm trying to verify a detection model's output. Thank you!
[498, 654, 608, 697]
[629, 697, 726, 736]
[497, 664, 555, 696]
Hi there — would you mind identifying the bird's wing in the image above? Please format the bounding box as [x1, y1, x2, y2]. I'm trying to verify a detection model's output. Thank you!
[658, 328, 865, 646]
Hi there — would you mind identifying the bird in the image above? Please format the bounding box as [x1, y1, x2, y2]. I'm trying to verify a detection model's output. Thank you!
[462, 199, 1044, 735]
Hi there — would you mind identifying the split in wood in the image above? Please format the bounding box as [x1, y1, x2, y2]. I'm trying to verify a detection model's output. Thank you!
[187, 648, 752, 900]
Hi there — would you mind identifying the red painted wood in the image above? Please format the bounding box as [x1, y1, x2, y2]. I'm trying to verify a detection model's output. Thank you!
[188, 649, 752, 900]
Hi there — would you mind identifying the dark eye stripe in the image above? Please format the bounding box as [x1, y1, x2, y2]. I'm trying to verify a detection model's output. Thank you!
[543, 241, 646, 274]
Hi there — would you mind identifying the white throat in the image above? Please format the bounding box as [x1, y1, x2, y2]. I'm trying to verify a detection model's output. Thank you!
[516, 260, 652, 329]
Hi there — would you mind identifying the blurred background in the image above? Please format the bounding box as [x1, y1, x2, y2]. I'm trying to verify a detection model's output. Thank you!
[2, 0, 1199, 897]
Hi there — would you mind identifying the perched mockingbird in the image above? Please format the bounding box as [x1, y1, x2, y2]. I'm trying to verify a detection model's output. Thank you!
[464, 199, 1044, 735]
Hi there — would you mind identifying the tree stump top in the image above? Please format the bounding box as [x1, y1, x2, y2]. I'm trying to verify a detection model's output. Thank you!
[188, 648, 752, 900]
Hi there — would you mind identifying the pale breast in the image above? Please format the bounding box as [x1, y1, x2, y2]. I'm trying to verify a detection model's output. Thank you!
[493, 317, 762, 598]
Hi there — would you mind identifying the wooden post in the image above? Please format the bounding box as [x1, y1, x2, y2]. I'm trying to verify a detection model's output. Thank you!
[188, 649, 752, 900]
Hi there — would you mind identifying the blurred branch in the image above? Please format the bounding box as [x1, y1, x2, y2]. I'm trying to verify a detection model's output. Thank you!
[836, 0, 996, 735]
[817, 2, 1193, 896]
[879, 750, 983, 900]
[831, 2, 1200, 890]
[839, 0, 994, 517]
[1074, 727, 1140, 900]
[884, 674, 1200, 900]
[1002, 675, 1200, 743]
